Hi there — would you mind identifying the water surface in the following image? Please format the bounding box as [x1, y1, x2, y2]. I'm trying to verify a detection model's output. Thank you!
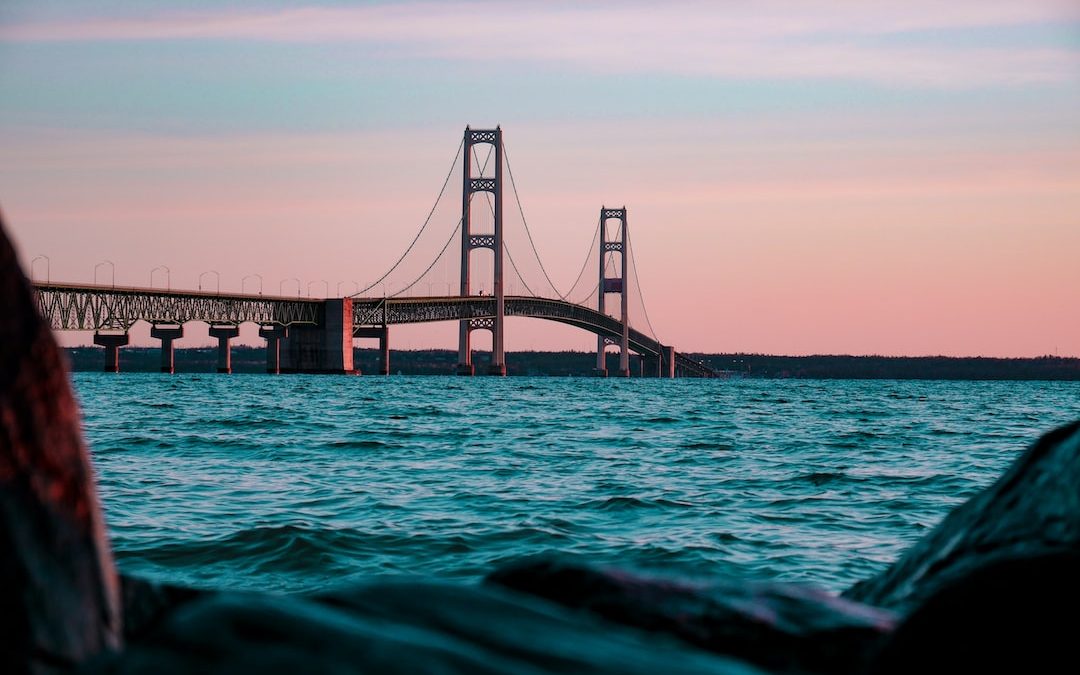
[74, 374, 1080, 593]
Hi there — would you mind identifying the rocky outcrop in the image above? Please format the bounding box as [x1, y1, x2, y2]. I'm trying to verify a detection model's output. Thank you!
[93, 583, 764, 674]
[0, 214, 121, 672]
[118, 575, 203, 641]
[845, 420, 1080, 613]
[867, 550, 1080, 673]
[487, 557, 894, 674]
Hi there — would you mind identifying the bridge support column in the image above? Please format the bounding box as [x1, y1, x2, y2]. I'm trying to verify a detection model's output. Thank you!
[93, 332, 128, 373]
[595, 347, 608, 377]
[458, 126, 506, 377]
[208, 324, 240, 374]
[379, 327, 390, 375]
[354, 325, 392, 375]
[598, 207, 631, 378]
[259, 325, 288, 374]
[282, 299, 357, 374]
[456, 352, 475, 376]
[661, 345, 676, 379]
[150, 324, 183, 374]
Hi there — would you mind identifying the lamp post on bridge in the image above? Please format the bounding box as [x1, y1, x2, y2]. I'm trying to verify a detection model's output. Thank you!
[280, 278, 300, 297]
[307, 279, 328, 298]
[150, 265, 170, 290]
[336, 280, 358, 297]
[92, 259, 121, 372]
[31, 255, 50, 284]
[243, 274, 263, 295]
[94, 260, 114, 287]
[198, 270, 219, 294]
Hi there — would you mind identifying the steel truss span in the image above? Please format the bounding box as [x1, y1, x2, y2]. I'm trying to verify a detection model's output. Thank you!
[352, 295, 716, 378]
[33, 283, 716, 377]
[34, 283, 320, 330]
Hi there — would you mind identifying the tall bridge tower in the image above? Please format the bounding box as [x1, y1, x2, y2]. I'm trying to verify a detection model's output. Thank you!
[597, 207, 631, 377]
[457, 126, 506, 376]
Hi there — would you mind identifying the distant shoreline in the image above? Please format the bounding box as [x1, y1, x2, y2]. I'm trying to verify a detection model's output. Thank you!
[62, 347, 1080, 380]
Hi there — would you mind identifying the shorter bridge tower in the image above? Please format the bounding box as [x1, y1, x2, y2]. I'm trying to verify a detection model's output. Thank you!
[457, 125, 506, 376]
[597, 206, 631, 377]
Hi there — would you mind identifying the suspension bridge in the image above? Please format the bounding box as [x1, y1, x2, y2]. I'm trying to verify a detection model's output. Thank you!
[32, 126, 717, 378]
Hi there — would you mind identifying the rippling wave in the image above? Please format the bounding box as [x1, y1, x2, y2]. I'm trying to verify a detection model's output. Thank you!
[74, 374, 1080, 593]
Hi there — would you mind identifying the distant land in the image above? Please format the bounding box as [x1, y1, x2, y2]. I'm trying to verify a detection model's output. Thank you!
[62, 347, 1080, 380]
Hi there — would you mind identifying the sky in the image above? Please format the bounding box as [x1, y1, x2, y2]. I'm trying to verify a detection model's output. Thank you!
[1, 0, 1078, 357]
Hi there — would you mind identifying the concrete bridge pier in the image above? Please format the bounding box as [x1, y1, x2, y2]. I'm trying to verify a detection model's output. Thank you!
[208, 324, 240, 374]
[379, 327, 390, 375]
[353, 324, 391, 375]
[456, 323, 474, 376]
[93, 332, 128, 373]
[150, 324, 184, 374]
[258, 325, 288, 374]
[661, 345, 676, 379]
[282, 299, 357, 374]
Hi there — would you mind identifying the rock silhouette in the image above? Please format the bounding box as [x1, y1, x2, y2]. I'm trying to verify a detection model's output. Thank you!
[2, 213, 1078, 673]
[0, 213, 121, 673]
[487, 557, 895, 674]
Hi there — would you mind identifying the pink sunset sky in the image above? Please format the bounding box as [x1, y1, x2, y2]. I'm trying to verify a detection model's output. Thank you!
[1, 1, 1078, 356]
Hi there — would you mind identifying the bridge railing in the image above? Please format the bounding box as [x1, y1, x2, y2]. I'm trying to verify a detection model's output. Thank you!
[33, 283, 320, 331]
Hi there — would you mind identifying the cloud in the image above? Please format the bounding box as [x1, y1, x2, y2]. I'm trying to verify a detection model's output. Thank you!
[1, 1, 1077, 86]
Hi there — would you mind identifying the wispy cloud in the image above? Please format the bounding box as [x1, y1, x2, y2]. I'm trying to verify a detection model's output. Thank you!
[2, 1, 1077, 86]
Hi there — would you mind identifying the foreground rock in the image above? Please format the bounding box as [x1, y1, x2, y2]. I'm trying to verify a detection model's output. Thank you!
[487, 558, 895, 675]
[867, 550, 1080, 674]
[0, 214, 121, 672]
[845, 420, 1080, 613]
[93, 582, 764, 675]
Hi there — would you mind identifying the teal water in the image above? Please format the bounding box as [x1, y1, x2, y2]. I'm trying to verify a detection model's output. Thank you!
[73, 374, 1080, 594]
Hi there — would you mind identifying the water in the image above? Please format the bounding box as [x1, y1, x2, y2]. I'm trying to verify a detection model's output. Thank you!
[73, 374, 1080, 595]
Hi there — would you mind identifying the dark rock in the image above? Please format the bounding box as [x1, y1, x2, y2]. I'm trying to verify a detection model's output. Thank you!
[867, 551, 1080, 673]
[845, 421, 1080, 613]
[118, 575, 203, 640]
[486, 557, 895, 674]
[93, 582, 765, 674]
[0, 215, 121, 671]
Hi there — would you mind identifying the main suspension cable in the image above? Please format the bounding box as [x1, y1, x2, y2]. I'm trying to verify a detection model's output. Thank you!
[564, 214, 601, 303]
[391, 218, 463, 297]
[504, 241, 537, 297]
[354, 138, 465, 296]
[502, 140, 569, 299]
[626, 226, 661, 342]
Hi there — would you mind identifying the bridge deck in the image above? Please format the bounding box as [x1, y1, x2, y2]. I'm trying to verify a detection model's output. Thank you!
[32, 283, 717, 377]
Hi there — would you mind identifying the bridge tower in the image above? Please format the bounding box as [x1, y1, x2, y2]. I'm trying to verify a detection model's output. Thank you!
[597, 206, 631, 377]
[457, 126, 506, 376]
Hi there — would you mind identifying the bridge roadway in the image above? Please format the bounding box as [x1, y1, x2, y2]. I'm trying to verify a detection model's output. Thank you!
[33, 282, 716, 377]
